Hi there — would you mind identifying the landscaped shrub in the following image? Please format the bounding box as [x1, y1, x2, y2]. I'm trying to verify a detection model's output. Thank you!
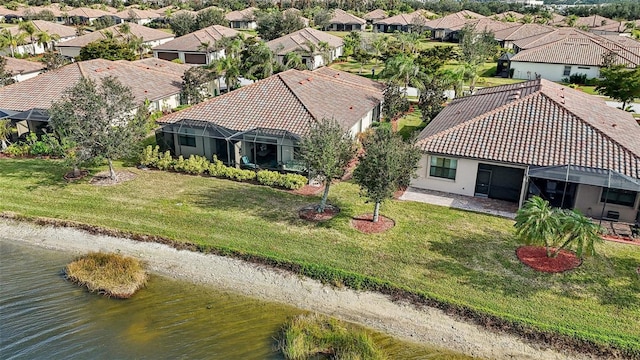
[2, 132, 68, 158]
[180, 155, 210, 175]
[140, 145, 160, 167]
[156, 151, 175, 170]
[3, 143, 30, 157]
[208, 156, 226, 177]
[256, 169, 282, 187]
[225, 167, 256, 181]
[281, 174, 307, 190]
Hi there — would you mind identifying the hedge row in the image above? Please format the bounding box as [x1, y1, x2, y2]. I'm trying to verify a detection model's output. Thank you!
[140, 145, 307, 190]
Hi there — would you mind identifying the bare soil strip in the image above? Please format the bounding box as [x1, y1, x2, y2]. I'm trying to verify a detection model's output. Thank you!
[0, 219, 596, 360]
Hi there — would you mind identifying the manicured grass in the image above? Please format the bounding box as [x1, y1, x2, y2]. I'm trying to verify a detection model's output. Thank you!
[1, 158, 639, 355]
[396, 107, 425, 140]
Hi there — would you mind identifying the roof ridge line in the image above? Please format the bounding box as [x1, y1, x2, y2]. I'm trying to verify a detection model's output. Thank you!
[278, 71, 318, 122]
[540, 92, 640, 158]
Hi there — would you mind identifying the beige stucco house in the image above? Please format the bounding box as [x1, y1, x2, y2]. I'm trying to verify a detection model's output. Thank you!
[412, 79, 640, 223]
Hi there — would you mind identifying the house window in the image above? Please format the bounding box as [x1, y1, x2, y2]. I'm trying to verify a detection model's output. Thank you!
[563, 66, 572, 76]
[179, 135, 196, 147]
[429, 157, 457, 180]
[601, 189, 638, 207]
[577, 66, 590, 70]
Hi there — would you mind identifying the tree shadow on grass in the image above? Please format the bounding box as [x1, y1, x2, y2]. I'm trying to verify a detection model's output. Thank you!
[426, 232, 543, 299]
[188, 181, 358, 228]
[0, 158, 72, 190]
[579, 254, 640, 309]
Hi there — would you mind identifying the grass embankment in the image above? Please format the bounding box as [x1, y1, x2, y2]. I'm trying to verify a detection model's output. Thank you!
[65, 252, 147, 299]
[280, 313, 385, 360]
[1, 159, 639, 357]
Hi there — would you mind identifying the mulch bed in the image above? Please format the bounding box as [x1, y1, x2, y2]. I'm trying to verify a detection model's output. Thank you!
[516, 246, 582, 273]
[290, 185, 325, 196]
[63, 170, 89, 182]
[298, 204, 340, 222]
[90, 171, 136, 186]
[351, 213, 395, 234]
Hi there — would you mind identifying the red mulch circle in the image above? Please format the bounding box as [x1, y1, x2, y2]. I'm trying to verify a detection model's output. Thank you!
[351, 213, 395, 234]
[298, 204, 340, 222]
[516, 246, 582, 273]
[290, 185, 325, 196]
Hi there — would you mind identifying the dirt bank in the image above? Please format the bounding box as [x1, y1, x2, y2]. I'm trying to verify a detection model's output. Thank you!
[0, 219, 595, 360]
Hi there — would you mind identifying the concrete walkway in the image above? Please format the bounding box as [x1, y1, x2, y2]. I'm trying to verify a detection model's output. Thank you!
[399, 187, 519, 219]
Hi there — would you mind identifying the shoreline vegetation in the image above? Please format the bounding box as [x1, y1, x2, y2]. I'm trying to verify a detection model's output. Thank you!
[0, 159, 639, 359]
[64, 252, 148, 299]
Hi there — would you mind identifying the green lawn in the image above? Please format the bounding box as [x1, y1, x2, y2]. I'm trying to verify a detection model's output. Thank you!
[1, 159, 639, 356]
[396, 107, 425, 140]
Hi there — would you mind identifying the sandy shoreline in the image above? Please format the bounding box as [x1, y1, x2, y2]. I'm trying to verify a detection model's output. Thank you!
[0, 219, 594, 360]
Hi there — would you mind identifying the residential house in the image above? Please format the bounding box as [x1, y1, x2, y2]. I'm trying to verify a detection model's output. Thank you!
[493, 23, 555, 49]
[373, 10, 433, 33]
[113, 8, 162, 25]
[411, 79, 640, 223]
[509, 30, 640, 81]
[152, 25, 239, 65]
[0, 58, 191, 137]
[446, 17, 513, 41]
[492, 11, 524, 22]
[155, 68, 384, 168]
[591, 21, 631, 36]
[1, 20, 76, 56]
[267, 28, 343, 70]
[325, 9, 366, 31]
[423, 10, 484, 41]
[225, 7, 257, 30]
[57, 23, 174, 58]
[65, 7, 111, 25]
[2, 56, 45, 82]
[363, 9, 387, 25]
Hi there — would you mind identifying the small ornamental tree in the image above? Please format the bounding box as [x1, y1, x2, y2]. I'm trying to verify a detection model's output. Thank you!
[596, 65, 640, 110]
[300, 118, 357, 213]
[49, 76, 149, 180]
[382, 83, 409, 121]
[353, 127, 421, 222]
[79, 38, 137, 61]
[515, 196, 603, 258]
[181, 66, 215, 105]
[0, 57, 15, 87]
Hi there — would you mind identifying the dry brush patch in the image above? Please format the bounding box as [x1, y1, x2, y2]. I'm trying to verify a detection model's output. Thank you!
[64, 252, 148, 299]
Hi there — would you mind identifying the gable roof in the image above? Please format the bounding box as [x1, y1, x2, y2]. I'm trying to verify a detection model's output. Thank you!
[329, 9, 365, 25]
[511, 32, 640, 68]
[576, 15, 619, 29]
[417, 79, 640, 178]
[493, 23, 554, 42]
[66, 7, 110, 18]
[374, 10, 428, 26]
[450, 17, 513, 32]
[8, 20, 76, 39]
[157, 68, 383, 137]
[423, 10, 484, 30]
[267, 27, 343, 55]
[113, 8, 162, 20]
[0, 58, 186, 112]
[152, 25, 239, 52]
[364, 9, 387, 21]
[56, 23, 173, 48]
[225, 7, 256, 22]
[2, 56, 45, 75]
[492, 11, 525, 21]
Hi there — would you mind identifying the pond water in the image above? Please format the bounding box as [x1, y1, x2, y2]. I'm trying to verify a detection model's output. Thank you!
[0, 240, 474, 359]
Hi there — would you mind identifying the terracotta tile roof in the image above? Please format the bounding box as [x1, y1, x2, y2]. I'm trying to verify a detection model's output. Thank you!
[450, 17, 513, 32]
[225, 7, 256, 22]
[364, 9, 387, 21]
[417, 79, 640, 178]
[600, 35, 640, 49]
[157, 69, 384, 137]
[267, 27, 342, 55]
[423, 10, 484, 30]
[130, 57, 193, 76]
[57, 23, 173, 48]
[576, 15, 619, 28]
[113, 8, 162, 20]
[0, 59, 184, 112]
[66, 7, 110, 18]
[283, 8, 309, 24]
[329, 9, 365, 25]
[493, 23, 554, 42]
[8, 20, 76, 39]
[152, 25, 239, 52]
[311, 67, 386, 91]
[513, 28, 599, 50]
[2, 56, 45, 75]
[374, 10, 428, 26]
[511, 34, 640, 68]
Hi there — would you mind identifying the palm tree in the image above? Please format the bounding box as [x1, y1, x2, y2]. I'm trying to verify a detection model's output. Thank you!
[381, 53, 425, 96]
[245, 41, 275, 80]
[35, 30, 60, 53]
[18, 21, 38, 55]
[370, 34, 388, 64]
[514, 196, 562, 258]
[284, 51, 305, 70]
[211, 56, 241, 92]
[556, 210, 603, 258]
[0, 29, 27, 57]
[0, 119, 12, 150]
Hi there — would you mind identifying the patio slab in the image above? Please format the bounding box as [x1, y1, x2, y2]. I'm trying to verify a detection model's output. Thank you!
[399, 187, 519, 219]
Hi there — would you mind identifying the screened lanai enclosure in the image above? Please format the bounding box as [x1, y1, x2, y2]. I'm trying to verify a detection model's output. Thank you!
[526, 165, 640, 224]
[157, 119, 304, 171]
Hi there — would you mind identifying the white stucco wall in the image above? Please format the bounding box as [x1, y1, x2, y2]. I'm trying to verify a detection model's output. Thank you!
[574, 184, 639, 223]
[412, 155, 479, 196]
[12, 70, 42, 82]
[58, 46, 81, 58]
[348, 108, 375, 137]
[510, 61, 601, 82]
[151, 94, 180, 112]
